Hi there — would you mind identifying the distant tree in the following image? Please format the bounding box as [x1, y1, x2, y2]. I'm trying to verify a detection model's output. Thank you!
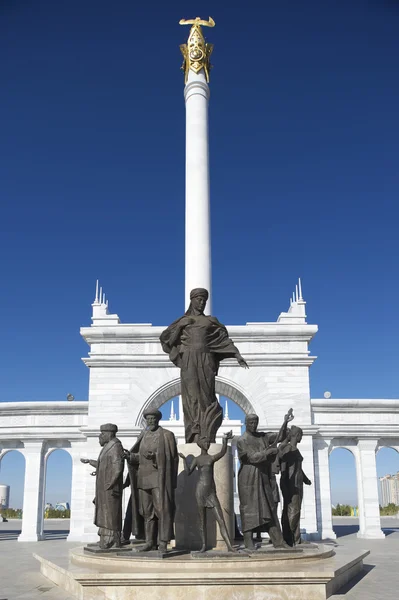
[332, 503, 352, 516]
[2, 508, 22, 518]
[44, 508, 70, 518]
[380, 503, 399, 516]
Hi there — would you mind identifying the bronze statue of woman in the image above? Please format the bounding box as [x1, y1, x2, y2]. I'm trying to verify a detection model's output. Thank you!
[179, 431, 235, 553]
[160, 288, 248, 443]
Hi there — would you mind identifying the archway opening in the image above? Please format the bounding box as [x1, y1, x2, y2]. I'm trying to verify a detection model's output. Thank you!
[43, 449, 72, 540]
[376, 446, 399, 533]
[158, 396, 245, 431]
[0, 450, 25, 541]
[137, 377, 254, 427]
[329, 447, 359, 537]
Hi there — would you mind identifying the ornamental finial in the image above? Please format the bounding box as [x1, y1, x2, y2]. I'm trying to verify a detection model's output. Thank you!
[179, 16, 215, 83]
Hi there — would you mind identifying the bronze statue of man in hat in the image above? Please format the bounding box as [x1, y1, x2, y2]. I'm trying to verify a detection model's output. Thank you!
[160, 288, 248, 443]
[81, 423, 124, 549]
[124, 409, 178, 552]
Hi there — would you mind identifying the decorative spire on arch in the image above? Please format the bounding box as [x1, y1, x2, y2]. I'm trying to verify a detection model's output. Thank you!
[278, 278, 307, 323]
[93, 279, 108, 308]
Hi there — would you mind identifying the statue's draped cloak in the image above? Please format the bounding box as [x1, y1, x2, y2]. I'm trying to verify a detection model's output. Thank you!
[237, 431, 278, 533]
[93, 438, 124, 532]
[128, 427, 178, 542]
[124, 432, 145, 539]
[160, 314, 239, 442]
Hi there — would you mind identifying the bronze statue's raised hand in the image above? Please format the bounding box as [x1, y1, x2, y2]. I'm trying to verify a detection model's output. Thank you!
[237, 354, 249, 369]
[223, 430, 234, 440]
[284, 408, 294, 423]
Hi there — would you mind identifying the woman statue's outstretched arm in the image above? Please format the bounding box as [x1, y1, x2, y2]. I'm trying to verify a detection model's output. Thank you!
[211, 431, 233, 463]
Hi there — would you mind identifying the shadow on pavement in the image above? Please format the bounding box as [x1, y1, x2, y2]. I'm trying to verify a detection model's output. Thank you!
[0, 529, 69, 541]
[42, 529, 69, 540]
[331, 564, 374, 597]
[333, 524, 359, 537]
[382, 527, 399, 536]
[0, 529, 20, 540]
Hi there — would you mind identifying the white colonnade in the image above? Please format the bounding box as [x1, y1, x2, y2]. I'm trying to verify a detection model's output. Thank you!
[0, 400, 399, 541]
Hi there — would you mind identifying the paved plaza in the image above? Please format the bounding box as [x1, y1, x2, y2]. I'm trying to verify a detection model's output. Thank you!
[0, 518, 398, 599]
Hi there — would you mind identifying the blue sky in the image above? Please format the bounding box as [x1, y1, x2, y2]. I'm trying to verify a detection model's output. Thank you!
[1, 0, 399, 508]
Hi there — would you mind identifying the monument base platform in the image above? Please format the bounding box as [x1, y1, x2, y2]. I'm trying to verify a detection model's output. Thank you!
[34, 543, 369, 600]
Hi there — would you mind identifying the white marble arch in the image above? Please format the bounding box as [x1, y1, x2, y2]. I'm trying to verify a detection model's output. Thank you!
[0, 447, 26, 500]
[376, 440, 399, 455]
[139, 376, 256, 427]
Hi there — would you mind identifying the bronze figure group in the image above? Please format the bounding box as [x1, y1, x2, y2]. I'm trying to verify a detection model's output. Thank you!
[81, 288, 311, 554]
[237, 410, 311, 550]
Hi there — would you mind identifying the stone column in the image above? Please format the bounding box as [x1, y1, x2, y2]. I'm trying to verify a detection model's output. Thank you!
[313, 437, 336, 540]
[81, 436, 100, 543]
[184, 69, 212, 312]
[356, 439, 384, 539]
[67, 444, 87, 542]
[298, 434, 319, 540]
[175, 443, 234, 550]
[18, 441, 45, 542]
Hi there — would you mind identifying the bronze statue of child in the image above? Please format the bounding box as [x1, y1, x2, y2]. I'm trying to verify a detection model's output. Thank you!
[179, 431, 236, 553]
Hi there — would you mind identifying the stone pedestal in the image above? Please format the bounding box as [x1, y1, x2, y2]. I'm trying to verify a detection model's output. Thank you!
[175, 443, 234, 551]
[34, 544, 370, 600]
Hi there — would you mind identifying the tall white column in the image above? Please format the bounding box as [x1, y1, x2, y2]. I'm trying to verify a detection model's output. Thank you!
[298, 434, 319, 539]
[82, 436, 100, 543]
[184, 69, 212, 313]
[67, 444, 87, 542]
[19, 442, 46, 542]
[356, 439, 384, 539]
[313, 438, 336, 539]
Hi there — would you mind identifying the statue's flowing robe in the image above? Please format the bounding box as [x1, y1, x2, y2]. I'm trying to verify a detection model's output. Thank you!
[123, 432, 145, 540]
[237, 431, 278, 533]
[128, 427, 178, 542]
[93, 438, 124, 532]
[160, 314, 239, 442]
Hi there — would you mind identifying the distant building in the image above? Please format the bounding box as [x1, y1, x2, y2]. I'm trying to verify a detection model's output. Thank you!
[55, 502, 70, 511]
[0, 484, 10, 509]
[379, 473, 399, 507]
